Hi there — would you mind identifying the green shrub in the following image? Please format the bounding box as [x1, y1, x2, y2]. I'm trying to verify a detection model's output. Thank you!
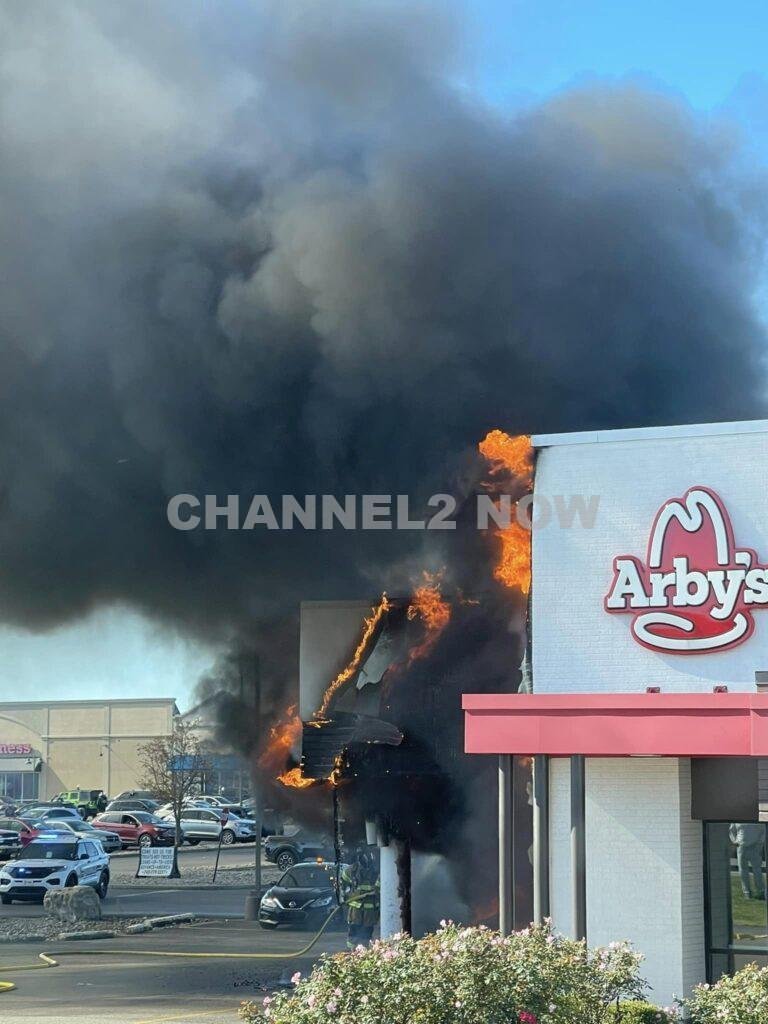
[606, 1001, 674, 1023]
[683, 963, 768, 1024]
[240, 921, 647, 1024]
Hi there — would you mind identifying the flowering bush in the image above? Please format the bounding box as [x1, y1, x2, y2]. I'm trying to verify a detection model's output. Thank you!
[605, 1001, 675, 1023]
[240, 921, 646, 1024]
[683, 963, 768, 1024]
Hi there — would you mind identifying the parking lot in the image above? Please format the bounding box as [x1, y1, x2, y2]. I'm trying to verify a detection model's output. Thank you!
[0, 843, 341, 1021]
[0, 920, 347, 1022]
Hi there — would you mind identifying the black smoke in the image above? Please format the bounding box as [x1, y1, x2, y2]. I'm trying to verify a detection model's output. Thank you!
[0, 0, 766, 666]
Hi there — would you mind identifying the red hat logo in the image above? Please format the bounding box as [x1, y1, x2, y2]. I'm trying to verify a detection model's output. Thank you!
[605, 488, 768, 654]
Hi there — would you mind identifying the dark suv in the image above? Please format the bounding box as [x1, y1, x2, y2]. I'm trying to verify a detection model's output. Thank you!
[264, 832, 335, 872]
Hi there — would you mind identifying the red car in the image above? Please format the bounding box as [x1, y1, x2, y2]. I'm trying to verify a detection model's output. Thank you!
[0, 817, 71, 847]
[92, 811, 176, 848]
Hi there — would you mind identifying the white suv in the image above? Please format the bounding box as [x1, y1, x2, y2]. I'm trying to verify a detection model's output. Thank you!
[0, 836, 110, 904]
[158, 807, 256, 845]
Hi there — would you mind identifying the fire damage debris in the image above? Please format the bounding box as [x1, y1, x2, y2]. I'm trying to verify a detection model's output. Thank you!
[250, 435, 536, 932]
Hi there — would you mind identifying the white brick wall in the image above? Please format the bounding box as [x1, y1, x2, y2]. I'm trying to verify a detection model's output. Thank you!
[549, 757, 706, 1007]
[532, 428, 768, 694]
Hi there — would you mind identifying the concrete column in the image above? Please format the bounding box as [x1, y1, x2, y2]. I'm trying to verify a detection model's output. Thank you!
[379, 835, 400, 939]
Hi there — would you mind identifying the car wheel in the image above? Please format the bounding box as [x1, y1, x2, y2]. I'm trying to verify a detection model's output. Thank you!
[138, 834, 153, 848]
[220, 829, 235, 846]
[276, 850, 297, 871]
[96, 871, 109, 899]
[259, 920, 278, 929]
[65, 874, 77, 887]
[1, 894, 12, 905]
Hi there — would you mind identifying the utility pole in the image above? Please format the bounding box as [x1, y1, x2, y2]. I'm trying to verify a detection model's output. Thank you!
[245, 653, 262, 920]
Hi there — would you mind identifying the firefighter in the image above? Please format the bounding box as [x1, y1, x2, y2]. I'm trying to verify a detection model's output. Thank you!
[341, 850, 380, 949]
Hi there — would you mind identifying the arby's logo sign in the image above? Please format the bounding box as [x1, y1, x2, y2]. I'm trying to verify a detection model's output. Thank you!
[605, 487, 768, 654]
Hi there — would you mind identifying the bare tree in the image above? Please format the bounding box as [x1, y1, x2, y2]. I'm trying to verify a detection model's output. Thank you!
[137, 719, 210, 878]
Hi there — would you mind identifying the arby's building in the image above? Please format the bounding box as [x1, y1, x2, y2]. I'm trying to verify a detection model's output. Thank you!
[464, 418, 768, 1006]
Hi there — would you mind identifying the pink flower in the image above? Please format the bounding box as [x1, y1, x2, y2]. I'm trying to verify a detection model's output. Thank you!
[519, 1013, 538, 1024]
[291, 972, 301, 985]
[326, 1000, 337, 1013]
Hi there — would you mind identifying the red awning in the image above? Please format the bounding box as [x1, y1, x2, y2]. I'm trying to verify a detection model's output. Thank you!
[462, 692, 768, 758]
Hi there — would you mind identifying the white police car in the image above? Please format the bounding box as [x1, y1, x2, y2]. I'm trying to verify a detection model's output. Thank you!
[0, 835, 110, 904]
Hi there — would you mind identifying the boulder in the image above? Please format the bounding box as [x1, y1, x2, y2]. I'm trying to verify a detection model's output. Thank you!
[43, 885, 102, 923]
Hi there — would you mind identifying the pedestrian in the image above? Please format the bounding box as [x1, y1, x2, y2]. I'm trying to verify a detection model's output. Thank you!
[729, 823, 766, 899]
[341, 850, 380, 949]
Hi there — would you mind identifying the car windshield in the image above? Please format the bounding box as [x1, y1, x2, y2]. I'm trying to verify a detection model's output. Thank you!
[131, 813, 164, 824]
[21, 842, 78, 860]
[281, 865, 335, 888]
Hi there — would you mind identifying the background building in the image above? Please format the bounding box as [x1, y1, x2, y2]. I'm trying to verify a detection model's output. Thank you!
[0, 697, 178, 801]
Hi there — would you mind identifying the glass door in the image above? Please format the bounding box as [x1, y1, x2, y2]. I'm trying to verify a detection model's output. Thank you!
[704, 822, 768, 979]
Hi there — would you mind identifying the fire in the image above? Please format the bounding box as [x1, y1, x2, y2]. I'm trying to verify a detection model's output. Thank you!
[493, 520, 531, 594]
[479, 431, 533, 595]
[258, 704, 303, 777]
[407, 571, 451, 662]
[478, 430, 533, 489]
[277, 766, 316, 790]
[315, 593, 391, 720]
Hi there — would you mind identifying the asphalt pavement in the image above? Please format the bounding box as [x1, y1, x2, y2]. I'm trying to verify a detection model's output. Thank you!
[0, 920, 347, 1022]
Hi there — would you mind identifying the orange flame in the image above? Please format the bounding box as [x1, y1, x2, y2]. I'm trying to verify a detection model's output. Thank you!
[478, 431, 533, 594]
[277, 766, 316, 790]
[478, 430, 533, 489]
[315, 593, 390, 720]
[258, 704, 303, 777]
[407, 571, 451, 662]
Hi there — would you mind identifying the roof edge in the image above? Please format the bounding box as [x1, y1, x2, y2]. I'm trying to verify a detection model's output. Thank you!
[532, 418, 768, 449]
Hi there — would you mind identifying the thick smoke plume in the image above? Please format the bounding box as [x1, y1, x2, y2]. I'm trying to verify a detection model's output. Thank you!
[0, 1, 766, 670]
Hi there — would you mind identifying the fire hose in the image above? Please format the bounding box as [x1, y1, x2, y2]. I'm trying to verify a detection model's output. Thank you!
[0, 904, 343, 994]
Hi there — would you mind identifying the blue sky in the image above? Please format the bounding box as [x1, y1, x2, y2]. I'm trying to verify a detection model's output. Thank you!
[3, 0, 767, 712]
[471, 0, 768, 154]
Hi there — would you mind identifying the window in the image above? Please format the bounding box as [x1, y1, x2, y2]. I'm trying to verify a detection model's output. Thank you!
[705, 822, 768, 980]
[281, 865, 335, 888]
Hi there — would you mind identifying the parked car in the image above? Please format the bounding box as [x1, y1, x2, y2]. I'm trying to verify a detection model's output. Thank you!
[105, 798, 159, 814]
[51, 789, 107, 819]
[22, 806, 83, 822]
[0, 836, 110, 904]
[92, 811, 176, 848]
[111, 790, 157, 803]
[0, 829, 21, 861]
[157, 806, 255, 845]
[258, 861, 347, 930]
[264, 832, 335, 872]
[0, 817, 71, 847]
[54, 818, 122, 854]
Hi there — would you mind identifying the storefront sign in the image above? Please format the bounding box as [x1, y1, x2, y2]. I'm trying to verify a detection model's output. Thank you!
[137, 846, 176, 878]
[605, 487, 768, 654]
[0, 743, 32, 756]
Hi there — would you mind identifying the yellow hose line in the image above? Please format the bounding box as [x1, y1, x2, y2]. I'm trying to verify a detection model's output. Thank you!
[0, 907, 342, 994]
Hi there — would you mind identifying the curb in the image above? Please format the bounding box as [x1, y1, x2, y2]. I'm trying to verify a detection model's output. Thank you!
[58, 930, 117, 941]
[144, 913, 195, 927]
